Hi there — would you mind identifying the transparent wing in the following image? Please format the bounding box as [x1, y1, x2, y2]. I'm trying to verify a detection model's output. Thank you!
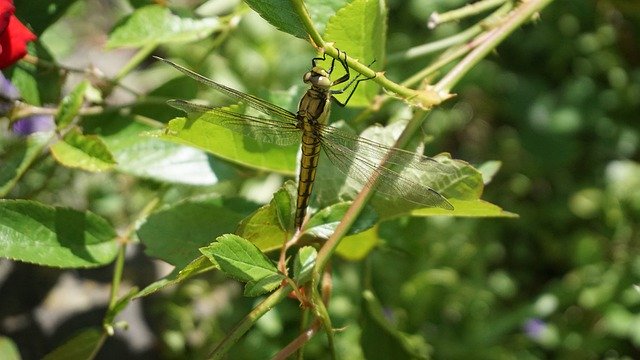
[158, 57, 298, 123]
[319, 124, 453, 210]
[168, 99, 301, 146]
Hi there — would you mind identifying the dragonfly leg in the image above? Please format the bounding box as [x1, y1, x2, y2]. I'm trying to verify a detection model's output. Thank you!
[331, 54, 377, 107]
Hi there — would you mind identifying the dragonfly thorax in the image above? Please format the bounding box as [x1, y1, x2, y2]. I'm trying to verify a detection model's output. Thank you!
[303, 66, 332, 90]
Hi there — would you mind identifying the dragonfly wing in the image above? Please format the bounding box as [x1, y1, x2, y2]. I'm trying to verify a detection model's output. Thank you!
[159, 58, 298, 123]
[320, 125, 453, 210]
[168, 99, 301, 146]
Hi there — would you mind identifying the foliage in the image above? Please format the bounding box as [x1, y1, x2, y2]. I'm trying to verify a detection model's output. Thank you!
[1, 0, 639, 359]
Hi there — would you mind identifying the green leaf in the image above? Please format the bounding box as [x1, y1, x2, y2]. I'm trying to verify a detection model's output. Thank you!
[324, 0, 386, 106]
[0, 200, 118, 268]
[0, 133, 50, 197]
[201, 234, 284, 297]
[478, 160, 502, 185]
[293, 246, 317, 285]
[55, 80, 88, 128]
[244, 273, 285, 297]
[42, 328, 103, 360]
[360, 290, 430, 360]
[304, 202, 378, 238]
[335, 225, 379, 260]
[106, 5, 222, 48]
[14, 0, 78, 34]
[84, 112, 231, 185]
[135, 256, 217, 298]
[411, 198, 517, 218]
[274, 180, 297, 232]
[243, 1, 307, 39]
[150, 114, 299, 175]
[138, 196, 255, 268]
[50, 128, 117, 172]
[0, 336, 21, 360]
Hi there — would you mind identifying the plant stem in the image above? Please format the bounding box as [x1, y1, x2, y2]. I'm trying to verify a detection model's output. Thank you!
[429, 0, 507, 28]
[435, 0, 555, 93]
[208, 286, 291, 359]
[113, 43, 157, 84]
[290, 0, 324, 48]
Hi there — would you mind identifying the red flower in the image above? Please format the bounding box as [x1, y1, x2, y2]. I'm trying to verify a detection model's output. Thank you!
[0, 0, 36, 68]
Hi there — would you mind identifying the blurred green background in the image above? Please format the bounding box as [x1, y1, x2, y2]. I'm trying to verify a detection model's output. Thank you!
[1, 0, 639, 359]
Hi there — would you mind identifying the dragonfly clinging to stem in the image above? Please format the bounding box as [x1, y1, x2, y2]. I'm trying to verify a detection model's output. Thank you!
[157, 50, 453, 230]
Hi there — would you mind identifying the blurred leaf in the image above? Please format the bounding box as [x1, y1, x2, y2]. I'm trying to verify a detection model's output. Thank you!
[55, 80, 88, 128]
[361, 290, 430, 360]
[50, 128, 117, 172]
[243, 1, 306, 39]
[106, 5, 222, 49]
[335, 225, 379, 260]
[293, 246, 317, 285]
[151, 113, 299, 175]
[6, 43, 62, 105]
[42, 328, 102, 360]
[14, 0, 78, 34]
[304, 202, 378, 238]
[0, 133, 50, 197]
[0, 336, 20, 360]
[201, 234, 284, 297]
[0, 200, 118, 268]
[478, 160, 501, 185]
[411, 199, 517, 218]
[324, 0, 386, 106]
[135, 255, 217, 298]
[274, 180, 297, 232]
[138, 196, 255, 268]
[84, 111, 230, 185]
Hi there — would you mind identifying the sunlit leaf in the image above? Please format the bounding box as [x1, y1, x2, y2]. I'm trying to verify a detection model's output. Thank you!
[0, 200, 118, 268]
[55, 80, 88, 128]
[106, 5, 222, 48]
[50, 128, 116, 172]
[293, 246, 317, 285]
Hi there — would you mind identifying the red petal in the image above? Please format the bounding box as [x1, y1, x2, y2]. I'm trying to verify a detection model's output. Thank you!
[0, 0, 15, 32]
[0, 14, 36, 68]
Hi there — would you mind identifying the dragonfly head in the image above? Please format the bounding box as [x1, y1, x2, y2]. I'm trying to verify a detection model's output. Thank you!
[303, 66, 332, 89]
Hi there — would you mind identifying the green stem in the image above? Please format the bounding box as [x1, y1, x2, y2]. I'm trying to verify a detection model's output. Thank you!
[290, 0, 324, 48]
[314, 0, 555, 281]
[107, 244, 126, 310]
[435, 0, 555, 93]
[209, 285, 291, 359]
[429, 0, 507, 28]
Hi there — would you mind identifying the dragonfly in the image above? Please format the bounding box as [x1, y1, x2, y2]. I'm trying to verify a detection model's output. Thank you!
[157, 51, 453, 230]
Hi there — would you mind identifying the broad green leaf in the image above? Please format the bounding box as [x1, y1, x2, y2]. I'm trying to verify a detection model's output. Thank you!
[0, 133, 50, 197]
[0, 336, 20, 360]
[304, 202, 378, 238]
[50, 129, 117, 172]
[242, 1, 306, 39]
[411, 199, 518, 218]
[138, 196, 255, 268]
[335, 225, 379, 260]
[0, 200, 117, 268]
[293, 246, 317, 284]
[6, 43, 62, 106]
[201, 234, 284, 296]
[360, 290, 430, 360]
[135, 255, 217, 298]
[42, 328, 103, 360]
[151, 113, 299, 175]
[106, 5, 222, 48]
[324, 0, 386, 106]
[83, 112, 231, 185]
[55, 80, 88, 128]
[236, 201, 287, 253]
